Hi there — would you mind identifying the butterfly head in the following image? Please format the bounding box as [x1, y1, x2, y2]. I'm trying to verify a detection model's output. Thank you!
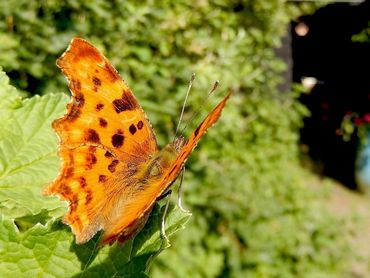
[172, 134, 186, 153]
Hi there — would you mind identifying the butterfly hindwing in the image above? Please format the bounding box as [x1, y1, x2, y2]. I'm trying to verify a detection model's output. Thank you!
[45, 146, 114, 243]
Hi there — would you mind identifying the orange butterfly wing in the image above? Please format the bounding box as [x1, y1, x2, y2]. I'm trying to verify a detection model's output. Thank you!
[44, 38, 158, 243]
[99, 93, 232, 245]
[45, 37, 231, 246]
[165, 92, 232, 185]
[52, 38, 157, 156]
[157, 92, 231, 197]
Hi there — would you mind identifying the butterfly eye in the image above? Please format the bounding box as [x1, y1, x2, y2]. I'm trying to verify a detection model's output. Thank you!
[148, 162, 162, 177]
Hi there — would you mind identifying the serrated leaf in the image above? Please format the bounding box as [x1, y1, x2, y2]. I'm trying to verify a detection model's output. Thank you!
[0, 68, 22, 112]
[0, 204, 191, 278]
[0, 91, 69, 219]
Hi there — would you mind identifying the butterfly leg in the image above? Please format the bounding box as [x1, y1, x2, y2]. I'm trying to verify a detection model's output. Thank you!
[160, 189, 172, 245]
[177, 166, 190, 213]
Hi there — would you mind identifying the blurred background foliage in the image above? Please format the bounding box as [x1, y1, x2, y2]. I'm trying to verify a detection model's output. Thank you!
[0, 0, 354, 277]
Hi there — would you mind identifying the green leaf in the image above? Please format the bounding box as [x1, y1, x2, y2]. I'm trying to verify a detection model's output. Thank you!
[0, 70, 191, 276]
[0, 205, 191, 278]
[0, 90, 69, 219]
[0, 68, 22, 112]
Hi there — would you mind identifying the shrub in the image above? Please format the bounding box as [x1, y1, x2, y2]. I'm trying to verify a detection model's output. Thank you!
[0, 1, 352, 277]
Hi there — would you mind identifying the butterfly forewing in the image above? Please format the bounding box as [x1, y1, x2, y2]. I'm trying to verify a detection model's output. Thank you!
[53, 38, 158, 157]
[158, 92, 232, 197]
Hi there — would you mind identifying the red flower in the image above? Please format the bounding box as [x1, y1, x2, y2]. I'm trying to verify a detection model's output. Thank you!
[363, 113, 370, 123]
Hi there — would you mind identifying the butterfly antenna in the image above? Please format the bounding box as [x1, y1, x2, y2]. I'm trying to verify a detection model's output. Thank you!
[174, 73, 196, 140]
[161, 190, 172, 246]
[209, 80, 220, 96]
[179, 80, 220, 135]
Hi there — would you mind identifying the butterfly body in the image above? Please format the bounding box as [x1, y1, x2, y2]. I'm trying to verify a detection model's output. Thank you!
[44, 38, 230, 246]
[100, 139, 184, 245]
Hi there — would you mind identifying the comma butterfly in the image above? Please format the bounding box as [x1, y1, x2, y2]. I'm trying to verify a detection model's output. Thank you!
[44, 38, 231, 246]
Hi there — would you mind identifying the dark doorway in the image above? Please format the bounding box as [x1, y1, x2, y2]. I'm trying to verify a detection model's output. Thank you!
[292, 1, 370, 189]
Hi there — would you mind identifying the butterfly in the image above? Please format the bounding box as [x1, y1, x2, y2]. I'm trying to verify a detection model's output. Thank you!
[44, 38, 231, 246]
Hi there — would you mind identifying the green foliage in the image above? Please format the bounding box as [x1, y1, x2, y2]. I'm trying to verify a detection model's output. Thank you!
[0, 70, 191, 277]
[0, 1, 353, 277]
[152, 90, 350, 278]
[352, 21, 370, 43]
[0, 71, 67, 220]
[0, 204, 190, 278]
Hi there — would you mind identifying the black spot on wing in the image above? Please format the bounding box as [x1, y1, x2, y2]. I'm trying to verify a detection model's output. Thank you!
[92, 76, 102, 86]
[96, 103, 104, 111]
[60, 183, 72, 197]
[79, 177, 87, 188]
[137, 120, 144, 130]
[112, 98, 135, 113]
[129, 124, 137, 135]
[74, 92, 85, 107]
[99, 175, 107, 183]
[194, 125, 201, 137]
[86, 129, 100, 143]
[85, 189, 93, 205]
[86, 147, 97, 170]
[86, 152, 97, 170]
[99, 118, 108, 127]
[66, 106, 81, 122]
[71, 79, 82, 92]
[108, 160, 119, 173]
[112, 130, 124, 148]
[64, 167, 74, 178]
